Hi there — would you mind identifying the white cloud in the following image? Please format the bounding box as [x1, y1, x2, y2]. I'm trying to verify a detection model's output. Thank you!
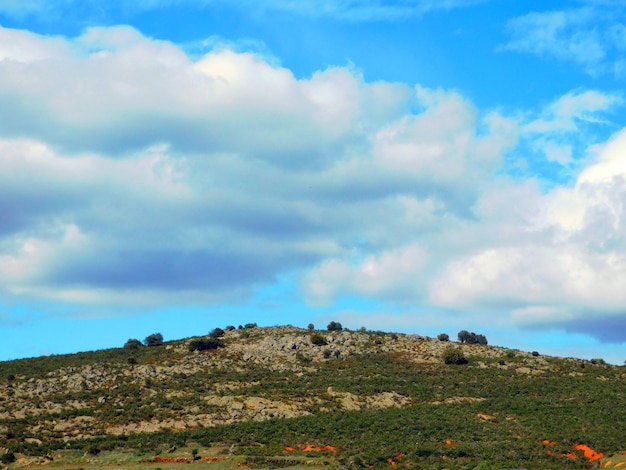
[500, 5, 626, 77]
[2, 23, 626, 347]
[428, 128, 626, 332]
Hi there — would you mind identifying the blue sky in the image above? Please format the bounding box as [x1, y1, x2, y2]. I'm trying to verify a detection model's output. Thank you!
[2, 0, 626, 364]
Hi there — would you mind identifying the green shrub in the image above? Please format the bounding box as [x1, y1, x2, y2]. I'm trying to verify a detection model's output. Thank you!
[327, 321, 343, 331]
[144, 333, 163, 347]
[209, 328, 225, 338]
[189, 338, 224, 352]
[124, 339, 142, 350]
[1, 452, 16, 464]
[244, 323, 258, 329]
[442, 346, 468, 365]
[437, 333, 449, 342]
[307, 323, 315, 331]
[310, 334, 328, 346]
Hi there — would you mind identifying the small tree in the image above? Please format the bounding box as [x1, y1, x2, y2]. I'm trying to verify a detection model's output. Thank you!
[327, 321, 343, 331]
[437, 333, 450, 342]
[442, 346, 468, 365]
[124, 338, 142, 350]
[457, 330, 471, 343]
[458, 330, 488, 345]
[225, 325, 236, 331]
[307, 323, 315, 331]
[209, 327, 225, 338]
[144, 333, 163, 347]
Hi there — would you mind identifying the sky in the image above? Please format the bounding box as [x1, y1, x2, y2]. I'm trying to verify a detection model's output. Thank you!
[2, 0, 626, 364]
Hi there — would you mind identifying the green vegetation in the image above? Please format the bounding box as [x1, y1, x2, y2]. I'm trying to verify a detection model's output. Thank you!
[188, 338, 225, 351]
[144, 333, 164, 347]
[442, 346, 468, 365]
[457, 330, 488, 345]
[327, 321, 343, 331]
[1, 325, 624, 470]
[309, 333, 327, 346]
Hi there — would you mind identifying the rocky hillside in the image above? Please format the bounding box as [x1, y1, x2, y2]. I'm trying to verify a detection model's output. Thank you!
[1, 325, 624, 469]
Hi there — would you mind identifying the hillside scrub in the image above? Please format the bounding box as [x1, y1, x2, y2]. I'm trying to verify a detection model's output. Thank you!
[1, 325, 625, 469]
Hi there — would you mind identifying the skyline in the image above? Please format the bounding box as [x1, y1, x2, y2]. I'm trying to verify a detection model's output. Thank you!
[2, 0, 626, 363]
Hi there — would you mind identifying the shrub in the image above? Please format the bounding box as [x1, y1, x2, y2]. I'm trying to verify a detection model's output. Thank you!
[327, 321, 343, 331]
[307, 323, 315, 331]
[225, 325, 236, 331]
[144, 333, 163, 347]
[310, 334, 328, 346]
[209, 328, 225, 338]
[189, 338, 224, 352]
[442, 346, 468, 365]
[1, 452, 16, 464]
[437, 333, 449, 342]
[532, 351, 540, 357]
[124, 338, 143, 350]
[244, 323, 258, 329]
[591, 358, 606, 365]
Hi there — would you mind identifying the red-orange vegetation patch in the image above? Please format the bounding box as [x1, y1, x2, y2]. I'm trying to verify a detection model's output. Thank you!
[574, 443, 604, 461]
[445, 440, 456, 446]
[153, 456, 191, 463]
[387, 452, 404, 466]
[544, 440, 604, 462]
[288, 444, 337, 453]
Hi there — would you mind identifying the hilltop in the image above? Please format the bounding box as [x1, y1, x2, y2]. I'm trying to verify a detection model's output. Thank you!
[1, 325, 625, 469]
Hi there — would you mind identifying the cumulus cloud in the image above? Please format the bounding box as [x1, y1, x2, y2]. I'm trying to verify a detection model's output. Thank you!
[0, 24, 503, 308]
[426, 129, 626, 340]
[500, 5, 626, 77]
[3, 23, 626, 346]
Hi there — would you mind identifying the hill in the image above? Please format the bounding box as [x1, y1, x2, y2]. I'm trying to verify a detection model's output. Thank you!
[1, 325, 625, 469]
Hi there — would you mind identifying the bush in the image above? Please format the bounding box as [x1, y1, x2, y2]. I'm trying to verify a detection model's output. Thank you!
[189, 338, 224, 352]
[144, 333, 163, 347]
[244, 323, 258, 329]
[310, 334, 328, 346]
[327, 321, 343, 331]
[225, 325, 236, 331]
[532, 351, 540, 357]
[437, 333, 449, 342]
[209, 328, 225, 338]
[124, 338, 143, 350]
[442, 346, 468, 365]
[1, 452, 16, 464]
[307, 323, 315, 331]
